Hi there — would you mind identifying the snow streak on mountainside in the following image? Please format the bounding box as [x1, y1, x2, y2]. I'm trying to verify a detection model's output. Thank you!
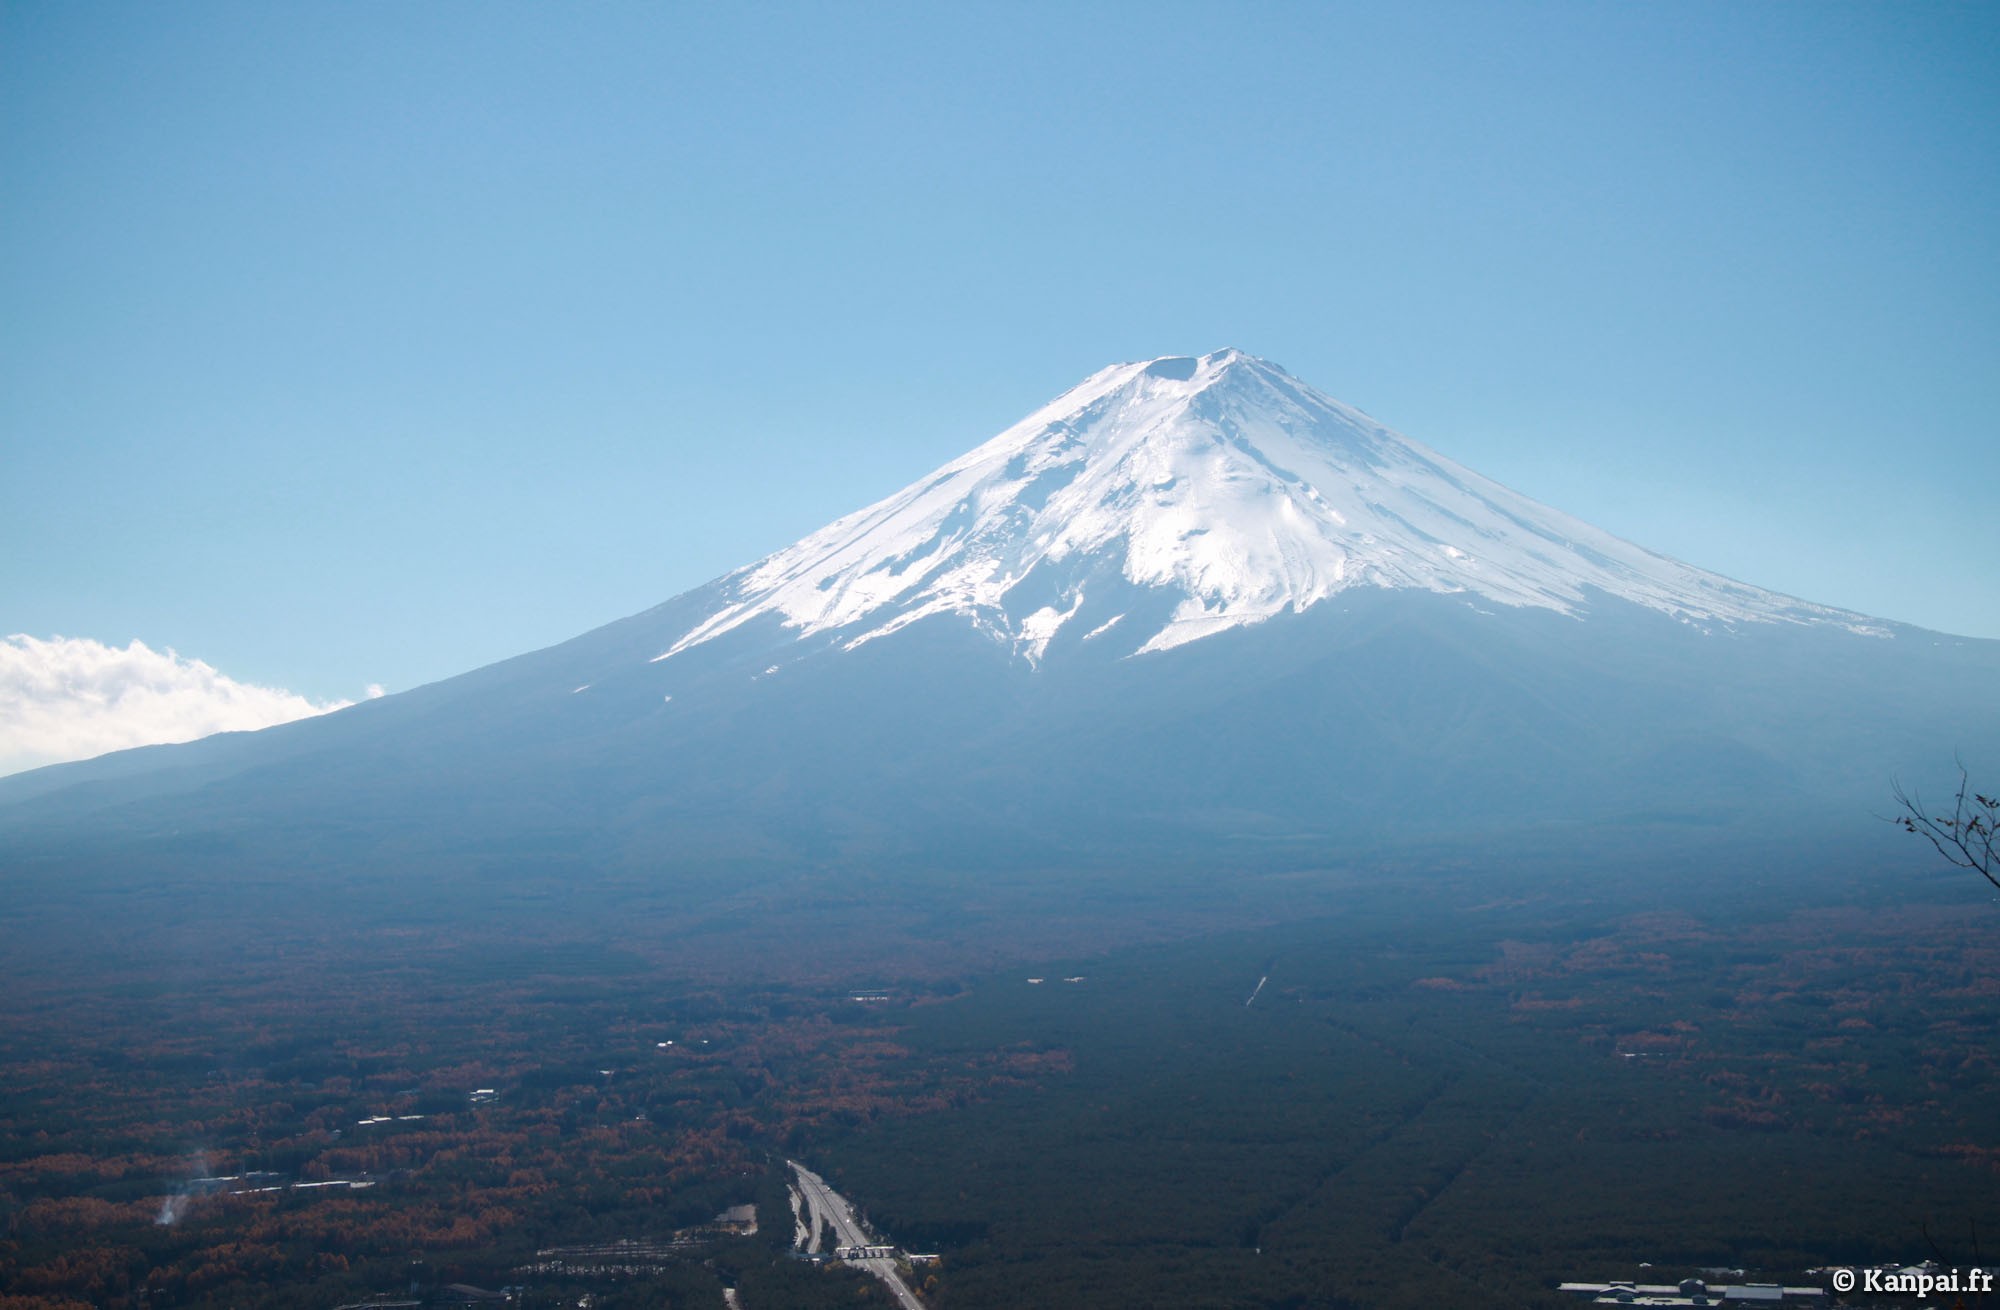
[660, 350, 1881, 668]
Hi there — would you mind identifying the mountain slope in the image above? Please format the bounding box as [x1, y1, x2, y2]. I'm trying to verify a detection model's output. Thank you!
[662, 349, 1878, 670]
[2, 352, 1992, 898]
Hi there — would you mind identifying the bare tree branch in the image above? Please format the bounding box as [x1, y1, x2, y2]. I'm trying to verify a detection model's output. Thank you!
[1892, 757, 2000, 892]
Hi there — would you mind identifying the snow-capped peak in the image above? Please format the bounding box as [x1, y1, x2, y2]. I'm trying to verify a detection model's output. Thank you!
[657, 350, 1878, 667]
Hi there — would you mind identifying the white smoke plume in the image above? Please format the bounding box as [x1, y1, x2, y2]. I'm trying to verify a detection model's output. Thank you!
[155, 1151, 212, 1227]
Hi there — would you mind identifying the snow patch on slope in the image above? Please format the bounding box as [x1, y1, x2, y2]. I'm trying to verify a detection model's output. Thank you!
[656, 349, 1883, 667]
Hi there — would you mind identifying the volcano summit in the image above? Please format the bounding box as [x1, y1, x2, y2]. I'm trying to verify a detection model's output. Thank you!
[665, 348, 1875, 669]
[4, 352, 1994, 888]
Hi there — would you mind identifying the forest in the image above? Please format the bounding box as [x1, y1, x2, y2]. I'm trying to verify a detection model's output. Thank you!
[1, 846, 1994, 1308]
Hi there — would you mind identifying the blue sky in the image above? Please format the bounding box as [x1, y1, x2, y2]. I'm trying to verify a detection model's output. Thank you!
[4, 0, 1997, 714]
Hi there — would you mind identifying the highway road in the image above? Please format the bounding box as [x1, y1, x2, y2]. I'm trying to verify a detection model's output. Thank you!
[788, 1160, 926, 1310]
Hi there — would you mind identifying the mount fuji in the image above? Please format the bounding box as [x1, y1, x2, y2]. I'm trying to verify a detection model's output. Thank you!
[665, 349, 1875, 668]
[5, 351, 1995, 896]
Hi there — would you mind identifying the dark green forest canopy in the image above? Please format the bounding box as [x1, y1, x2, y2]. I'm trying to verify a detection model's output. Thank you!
[1, 852, 1993, 1308]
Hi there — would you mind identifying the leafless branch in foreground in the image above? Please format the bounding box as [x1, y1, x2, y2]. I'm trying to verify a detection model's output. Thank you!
[1892, 759, 2000, 892]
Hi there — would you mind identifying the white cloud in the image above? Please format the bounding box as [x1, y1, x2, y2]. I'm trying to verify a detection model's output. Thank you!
[0, 635, 354, 778]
